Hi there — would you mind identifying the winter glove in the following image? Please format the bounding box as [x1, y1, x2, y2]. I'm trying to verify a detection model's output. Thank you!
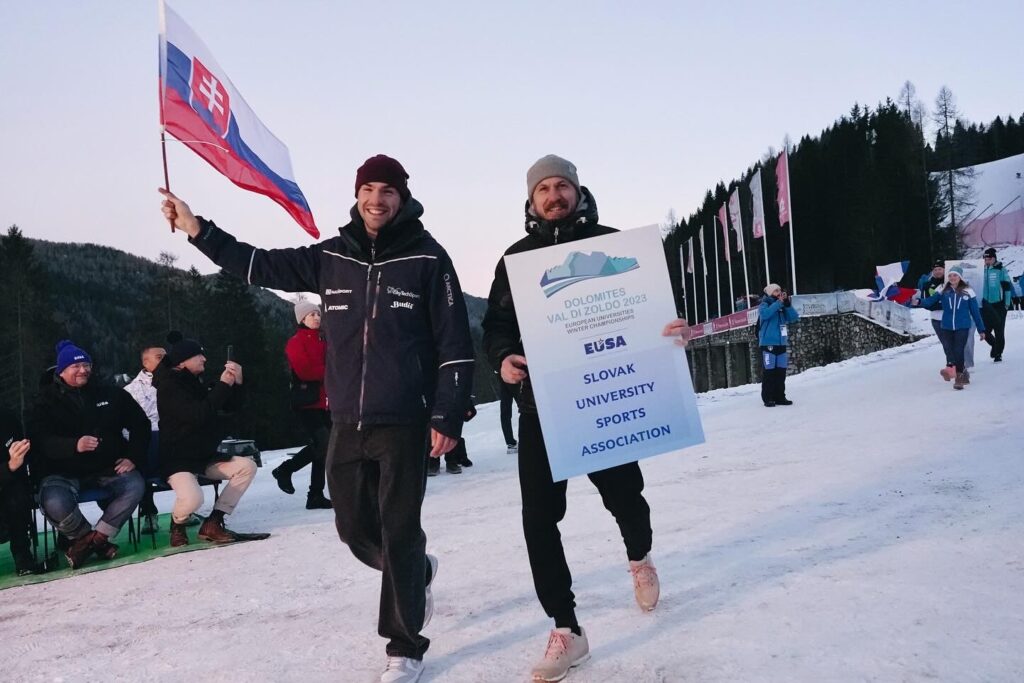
[1001, 281, 1012, 291]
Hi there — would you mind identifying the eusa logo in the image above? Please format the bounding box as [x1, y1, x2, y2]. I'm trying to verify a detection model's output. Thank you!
[539, 250, 639, 298]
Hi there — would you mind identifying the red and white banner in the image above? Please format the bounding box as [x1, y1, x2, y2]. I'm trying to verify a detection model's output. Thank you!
[159, 2, 318, 237]
[718, 204, 731, 261]
[747, 171, 765, 238]
[776, 151, 791, 227]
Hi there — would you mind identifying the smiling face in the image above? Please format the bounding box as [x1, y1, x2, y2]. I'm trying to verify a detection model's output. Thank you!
[357, 182, 402, 237]
[948, 272, 962, 287]
[531, 177, 578, 221]
[60, 361, 92, 388]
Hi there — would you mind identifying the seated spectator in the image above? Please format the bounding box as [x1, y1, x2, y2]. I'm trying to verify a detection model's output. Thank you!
[124, 344, 166, 534]
[1, 409, 36, 575]
[32, 341, 148, 569]
[153, 333, 257, 546]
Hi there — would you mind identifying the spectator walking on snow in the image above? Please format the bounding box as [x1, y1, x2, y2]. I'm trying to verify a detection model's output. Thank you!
[914, 266, 987, 390]
[980, 247, 1012, 362]
[272, 301, 332, 509]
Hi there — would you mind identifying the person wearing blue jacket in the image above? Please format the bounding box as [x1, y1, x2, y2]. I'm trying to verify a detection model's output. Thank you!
[979, 247, 1013, 362]
[758, 284, 799, 407]
[915, 265, 987, 389]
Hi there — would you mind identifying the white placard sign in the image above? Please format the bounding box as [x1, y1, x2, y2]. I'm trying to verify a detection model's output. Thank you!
[504, 225, 705, 481]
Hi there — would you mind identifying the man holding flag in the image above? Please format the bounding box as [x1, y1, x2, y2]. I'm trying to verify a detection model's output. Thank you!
[158, 11, 473, 683]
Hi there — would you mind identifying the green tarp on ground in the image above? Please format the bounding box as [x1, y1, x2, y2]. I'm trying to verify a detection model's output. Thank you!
[0, 513, 232, 591]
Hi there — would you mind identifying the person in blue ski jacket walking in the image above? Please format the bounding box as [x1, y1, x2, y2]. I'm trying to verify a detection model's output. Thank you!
[914, 265, 987, 389]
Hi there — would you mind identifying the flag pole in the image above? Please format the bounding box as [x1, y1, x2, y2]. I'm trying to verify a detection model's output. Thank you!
[722, 214, 736, 314]
[785, 148, 798, 294]
[711, 217, 721, 318]
[679, 244, 689, 323]
[688, 238, 697, 323]
[760, 184, 771, 286]
[158, 0, 174, 232]
[701, 230, 710, 322]
[740, 224, 751, 308]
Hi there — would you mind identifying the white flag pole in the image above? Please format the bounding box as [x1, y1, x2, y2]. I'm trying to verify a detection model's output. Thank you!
[723, 215, 736, 314]
[785, 148, 798, 294]
[711, 217, 721, 318]
[688, 238, 698, 323]
[701, 229, 710, 322]
[679, 244, 688, 322]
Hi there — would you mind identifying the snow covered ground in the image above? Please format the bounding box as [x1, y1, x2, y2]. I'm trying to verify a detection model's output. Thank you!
[3, 318, 1023, 682]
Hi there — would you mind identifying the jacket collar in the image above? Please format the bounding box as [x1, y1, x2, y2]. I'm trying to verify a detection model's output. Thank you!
[524, 186, 600, 245]
[338, 197, 426, 260]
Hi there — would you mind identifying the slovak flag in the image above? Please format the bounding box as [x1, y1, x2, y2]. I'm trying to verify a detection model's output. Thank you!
[867, 260, 914, 302]
[158, 2, 318, 238]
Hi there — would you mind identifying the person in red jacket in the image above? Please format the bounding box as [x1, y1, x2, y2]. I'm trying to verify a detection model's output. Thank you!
[273, 301, 332, 509]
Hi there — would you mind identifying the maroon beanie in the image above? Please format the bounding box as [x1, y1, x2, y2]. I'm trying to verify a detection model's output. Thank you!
[354, 155, 410, 200]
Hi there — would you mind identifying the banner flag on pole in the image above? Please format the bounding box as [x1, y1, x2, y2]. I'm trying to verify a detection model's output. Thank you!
[159, 2, 319, 237]
[718, 205, 731, 261]
[776, 150, 791, 227]
[698, 226, 707, 277]
[686, 238, 694, 273]
[747, 171, 765, 238]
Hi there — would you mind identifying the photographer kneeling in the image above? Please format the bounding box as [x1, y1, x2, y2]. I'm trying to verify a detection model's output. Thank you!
[154, 334, 263, 547]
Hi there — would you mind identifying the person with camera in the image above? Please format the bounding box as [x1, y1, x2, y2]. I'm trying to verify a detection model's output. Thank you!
[758, 284, 800, 407]
[272, 301, 332, 509]
[1, 409, 37, 575]
[32, 340, 148, 569]
[153, 333, 262, 546]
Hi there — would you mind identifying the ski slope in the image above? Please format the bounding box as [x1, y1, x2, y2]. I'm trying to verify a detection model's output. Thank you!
[3, 318, 1023, 682]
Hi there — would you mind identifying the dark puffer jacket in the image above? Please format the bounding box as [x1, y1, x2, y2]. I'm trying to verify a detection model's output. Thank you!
[153, 363, 244, 478]
[188, 197, 474, 438]
[482, 187, 616, 414]
[29, 378, 150, 481]
[1, 409, 27, 486]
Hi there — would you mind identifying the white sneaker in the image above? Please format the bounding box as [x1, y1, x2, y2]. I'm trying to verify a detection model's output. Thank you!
[379, 656, 424, 683]
[629, 553, 660, 611]
[423, 553, 439, 629]
[530, 627, 590, 681]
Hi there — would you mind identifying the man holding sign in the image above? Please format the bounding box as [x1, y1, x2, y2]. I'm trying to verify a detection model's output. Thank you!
[484, 155, 693, 682]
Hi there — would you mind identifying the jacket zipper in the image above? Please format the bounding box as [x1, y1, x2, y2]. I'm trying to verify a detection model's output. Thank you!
[357, 243, 376, 430]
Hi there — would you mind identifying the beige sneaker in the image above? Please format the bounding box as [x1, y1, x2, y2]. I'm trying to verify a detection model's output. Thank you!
[530, 627, 590, 681]
[629, 554, 660, 611]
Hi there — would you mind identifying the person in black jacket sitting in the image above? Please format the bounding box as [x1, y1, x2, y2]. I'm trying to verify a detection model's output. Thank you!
[32, 341, 148, 569]
[153, 334, 256, 547]
[1, 409, 36, 575]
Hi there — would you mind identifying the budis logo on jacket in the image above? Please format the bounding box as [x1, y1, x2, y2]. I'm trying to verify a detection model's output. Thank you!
[540, 251, 639, 298]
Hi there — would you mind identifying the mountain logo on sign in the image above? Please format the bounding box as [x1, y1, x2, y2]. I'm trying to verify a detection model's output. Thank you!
[540, 251, 639, 297]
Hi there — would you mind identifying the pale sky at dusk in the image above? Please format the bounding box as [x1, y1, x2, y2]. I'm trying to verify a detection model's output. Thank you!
[2, 1, 1022, 296]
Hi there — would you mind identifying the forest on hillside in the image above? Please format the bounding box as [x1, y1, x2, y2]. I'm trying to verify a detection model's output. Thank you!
[0, 231, 495, 449]
[664, 83, 1024, 321]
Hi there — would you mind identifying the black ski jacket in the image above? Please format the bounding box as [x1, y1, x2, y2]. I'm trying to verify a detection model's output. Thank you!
[1, 409, 27, 487]
[482, 187, 616, 414]
[29, 378, 150, 481]
[152, 364, 244, 477]
[188, 197, 474, 438]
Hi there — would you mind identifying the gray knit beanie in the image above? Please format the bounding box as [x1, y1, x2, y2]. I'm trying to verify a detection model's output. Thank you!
[527, 155, 581, 200]
[294, 301, 321, 325]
